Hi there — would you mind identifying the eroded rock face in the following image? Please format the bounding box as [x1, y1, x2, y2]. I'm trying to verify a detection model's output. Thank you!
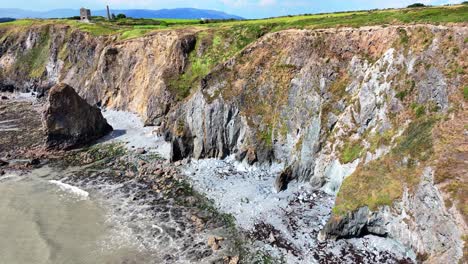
[321, 168, 464, 263]
[160, 25, 467, 263]
[43, 83, 112, 149]
[1, 23, 467, 263]
[167, 92, 247, 162]
[0, 26, 197, 125]
[164, 25, 466, 184]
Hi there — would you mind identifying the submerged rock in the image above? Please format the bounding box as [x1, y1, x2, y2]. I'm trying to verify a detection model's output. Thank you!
[0, 159, 8, 167]
[28, 158, 41, 167]
[42, 83, 113, 150]
[0, 83, 14, 93]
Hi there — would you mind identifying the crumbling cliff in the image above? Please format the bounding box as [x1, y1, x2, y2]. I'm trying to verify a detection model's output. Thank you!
[0, 24, 196, 125]
[0, 22, 466, 263]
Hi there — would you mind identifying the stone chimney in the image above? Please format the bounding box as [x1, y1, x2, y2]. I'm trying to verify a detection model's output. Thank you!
[106, 5, 111, 20]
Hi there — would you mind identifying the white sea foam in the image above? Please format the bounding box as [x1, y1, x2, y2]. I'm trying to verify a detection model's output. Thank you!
[0, 119, 20, 132]
[67, 175, 226, 263]
[16, 92, 36, 100]
[0, 119, 21, 124]
[49, 180, 89, 200]
[0, 174, 20, 182]
[3, 91, 38, 101]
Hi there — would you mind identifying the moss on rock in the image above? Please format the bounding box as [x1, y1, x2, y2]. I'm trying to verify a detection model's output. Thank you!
[333, 117, 437, 216]
[14, 26, 51, 78]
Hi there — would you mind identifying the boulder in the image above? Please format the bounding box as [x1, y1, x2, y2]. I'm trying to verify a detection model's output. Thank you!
[246, 148, 258, 165]
[136, 148, 146, 154]
[320, 207, 373, 240]
[43, 83, 113, 150]
[319, 206, 388, 241]
[275, 166, 294, 192]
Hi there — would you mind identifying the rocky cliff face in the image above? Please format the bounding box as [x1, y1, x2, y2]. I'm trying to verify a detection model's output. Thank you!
[0, 24, 197, 124]
[162, 25, 467, 262]
[167, 25, 464, 182]
[321, 168, 465, 263]
[0, 23, 466, 263]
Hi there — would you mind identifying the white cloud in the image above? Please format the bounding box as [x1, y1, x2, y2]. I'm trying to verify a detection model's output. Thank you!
[220, 0, 277, 8]
[259, 0, 276, 6]
[103, 0, 151, 5]
[221, 0, 248, 7]
[93, 0, 154, 8]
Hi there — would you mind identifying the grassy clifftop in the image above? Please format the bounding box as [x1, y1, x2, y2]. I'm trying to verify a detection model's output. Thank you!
[1, 4, 467, 40]
[1, 4, 465, 100]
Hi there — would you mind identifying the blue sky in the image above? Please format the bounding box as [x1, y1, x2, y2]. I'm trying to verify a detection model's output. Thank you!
[0, 0, 462, 18]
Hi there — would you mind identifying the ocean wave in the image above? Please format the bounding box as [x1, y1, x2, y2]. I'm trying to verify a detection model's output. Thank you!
[0, 174, 21, 182]
[49, 180, 89, 200]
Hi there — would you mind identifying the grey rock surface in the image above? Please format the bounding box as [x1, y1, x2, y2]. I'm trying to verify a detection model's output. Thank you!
[321, 168, 464, 263]
[43, 83, 113, 149]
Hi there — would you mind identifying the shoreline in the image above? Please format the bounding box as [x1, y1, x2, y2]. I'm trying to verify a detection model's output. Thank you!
[1, 93, 416, 263]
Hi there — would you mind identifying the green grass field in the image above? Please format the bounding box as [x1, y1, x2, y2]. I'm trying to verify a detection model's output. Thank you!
[1, 4, 467, 40]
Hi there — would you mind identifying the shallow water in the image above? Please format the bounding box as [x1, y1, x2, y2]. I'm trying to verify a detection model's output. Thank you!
[0, 106, 232, 264]
[0, 173, 154, 264]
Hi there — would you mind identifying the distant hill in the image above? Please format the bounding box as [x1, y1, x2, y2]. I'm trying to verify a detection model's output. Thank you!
[0, 8, 243, 20]
[0, 17, 15, 23]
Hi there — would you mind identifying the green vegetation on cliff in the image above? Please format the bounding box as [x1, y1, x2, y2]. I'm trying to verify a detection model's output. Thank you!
[169, 24, 274, 100]
[333, 117, 437, 216]
[166, 4, 466, 102]
[14, 26, 51, 78]
[1, 4, 465, 103]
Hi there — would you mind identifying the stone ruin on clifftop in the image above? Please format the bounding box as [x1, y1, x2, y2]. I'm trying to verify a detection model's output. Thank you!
[80, 8, 91, 22]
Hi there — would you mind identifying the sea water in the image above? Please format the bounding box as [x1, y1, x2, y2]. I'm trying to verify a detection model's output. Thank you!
[0, 172, 153, 264]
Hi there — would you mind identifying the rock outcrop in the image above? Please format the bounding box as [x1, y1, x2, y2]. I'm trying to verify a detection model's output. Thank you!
[0, 159, 8, 166]
[320, 168, 465, 263]
[42, 83, 112, 149]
